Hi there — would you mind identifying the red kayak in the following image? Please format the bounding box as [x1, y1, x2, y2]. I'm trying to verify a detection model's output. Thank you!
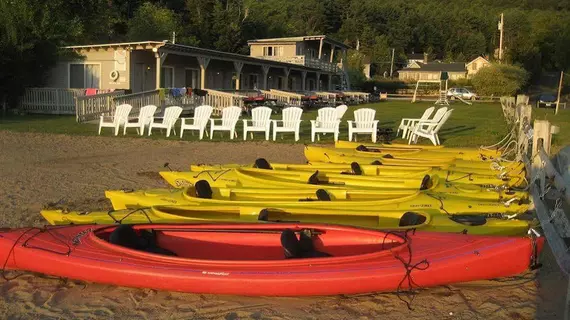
[0, 223, 543, 296]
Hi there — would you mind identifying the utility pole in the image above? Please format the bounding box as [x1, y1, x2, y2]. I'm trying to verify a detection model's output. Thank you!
[556, 71, 564, 115]
[390, 48, 395, 78]
[498, 13, 504, 63]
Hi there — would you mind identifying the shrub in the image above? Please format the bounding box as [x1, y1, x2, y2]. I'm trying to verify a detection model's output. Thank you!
[471, 64, 529, 96]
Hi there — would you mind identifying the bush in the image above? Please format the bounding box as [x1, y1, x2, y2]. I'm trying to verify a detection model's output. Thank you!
[471, 64, 529, 96]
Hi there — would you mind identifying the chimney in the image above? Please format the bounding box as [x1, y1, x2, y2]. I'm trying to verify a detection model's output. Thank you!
[423, 53, 428, 64]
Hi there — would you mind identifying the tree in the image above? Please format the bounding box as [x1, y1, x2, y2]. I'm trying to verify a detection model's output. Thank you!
[127, 2, 180, 42]
[472, 64, 529, 96]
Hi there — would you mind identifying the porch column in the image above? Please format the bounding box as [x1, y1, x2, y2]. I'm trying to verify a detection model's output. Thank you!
[328, 74, 333, 91]
[301, 71, 307, 91]
[318, 38, 324, 60]
[197, 57, 210, 89]
[316, 72, 321, 91]
[284, 68, 290, 90]
[329, 45, 336, 63]
[262, 65, 270, 90]
[154, 51, 168, 89]
[233, 61, 244, 90]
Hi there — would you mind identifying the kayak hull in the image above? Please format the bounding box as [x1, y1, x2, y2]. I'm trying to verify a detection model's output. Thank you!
[0, 224, 542, 296]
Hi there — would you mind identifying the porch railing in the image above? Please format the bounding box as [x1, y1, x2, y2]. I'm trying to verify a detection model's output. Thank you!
[76, 91, 127, 122]
[19, 88, 88, 115]
[264, 89, 303, 106]
[204, 89, 246, 116]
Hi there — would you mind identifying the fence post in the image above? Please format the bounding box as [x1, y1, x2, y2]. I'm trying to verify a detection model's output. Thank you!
[532, 120, 552, 168]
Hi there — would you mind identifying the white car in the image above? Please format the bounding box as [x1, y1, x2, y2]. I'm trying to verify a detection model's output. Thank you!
[447, 88, 478, 101]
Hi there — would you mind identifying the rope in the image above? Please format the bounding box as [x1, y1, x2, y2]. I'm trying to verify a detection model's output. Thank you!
[1, 226, 72, 281]
[382, 229, 429, 310]
[107, 207, 153, 224]
[425, 193, 451, 215]
[191, 169, 232, 182]
[445, 171, 474, 183]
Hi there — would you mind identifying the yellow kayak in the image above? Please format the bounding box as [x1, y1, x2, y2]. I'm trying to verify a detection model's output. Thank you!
[187, 160, 526, 187]
[305, 146, 525, 175]
[40, 206, 531, 236]
[335, 141, 503, 161]
[160, 169, 527, 202]
[105, 182, 530, 214]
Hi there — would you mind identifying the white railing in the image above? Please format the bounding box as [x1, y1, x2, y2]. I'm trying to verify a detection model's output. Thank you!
[314, 91, 337, 104]
[204, 89, 246, 116]
[19, 88, 88, 115]
[342, 91, 370, 104]
[265, 89, 303, 106]
[76, 91, 127, 122]
[256, 55, 339, 73]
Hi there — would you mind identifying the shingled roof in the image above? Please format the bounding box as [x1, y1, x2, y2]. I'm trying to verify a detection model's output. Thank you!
[400, 62, 466, 73]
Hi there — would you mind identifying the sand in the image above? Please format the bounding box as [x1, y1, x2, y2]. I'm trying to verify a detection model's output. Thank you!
[0, 130, 566, 319]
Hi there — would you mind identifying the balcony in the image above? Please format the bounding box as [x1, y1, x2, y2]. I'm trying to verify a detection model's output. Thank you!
[257, 55, 341, 73]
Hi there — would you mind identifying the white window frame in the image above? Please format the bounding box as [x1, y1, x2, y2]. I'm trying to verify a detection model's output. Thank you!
[161, 66, 175, 88]
[67, 62, 102, 89]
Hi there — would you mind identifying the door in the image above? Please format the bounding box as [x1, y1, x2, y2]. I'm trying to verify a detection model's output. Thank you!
[185, 69, 199, 88]
[134, 63, 145, 92]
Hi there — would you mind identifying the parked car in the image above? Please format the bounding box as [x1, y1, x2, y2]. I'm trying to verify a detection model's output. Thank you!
[536, 93, 557, 108]
[447, 87, 478, 101]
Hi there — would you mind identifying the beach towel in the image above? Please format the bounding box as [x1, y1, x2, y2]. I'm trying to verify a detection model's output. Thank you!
[86, 88, 97, 96]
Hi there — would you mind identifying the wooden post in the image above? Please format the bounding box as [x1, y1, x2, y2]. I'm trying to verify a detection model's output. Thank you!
[283, 68, 290, 90]
[261, 65, 270, 90]
[316, 72, 321, 91]
[301, 71, 307, 91]
[233, 61, 244, 91]
[516, 104, 532, 161]
[329, 45, 335, 63]
[318, 38, 324, 60]
[556, 71, 564, 115]
[197, 57, 210, 89]
[532, 120, 552, 167]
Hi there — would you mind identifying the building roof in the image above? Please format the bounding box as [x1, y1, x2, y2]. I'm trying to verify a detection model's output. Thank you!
[247, 35, 349, 49]
[399, 62, 466, 73]
[64, 41, 322, 72]
[466, 56, 490, 66]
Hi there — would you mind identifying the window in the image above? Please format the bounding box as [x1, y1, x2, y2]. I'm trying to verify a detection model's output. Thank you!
[69, 64, 100, 88]
[263, 46, 283, 57]
[185, 68, 199, 88]
[161, 66, 174, 88]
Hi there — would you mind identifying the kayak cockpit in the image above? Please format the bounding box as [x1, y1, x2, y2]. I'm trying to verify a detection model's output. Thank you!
[93, 224, 406, 263]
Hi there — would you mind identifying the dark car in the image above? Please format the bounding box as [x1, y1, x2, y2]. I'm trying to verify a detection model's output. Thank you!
[536, 93, 557, 108]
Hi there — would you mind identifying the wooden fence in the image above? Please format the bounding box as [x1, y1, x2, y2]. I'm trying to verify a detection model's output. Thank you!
[203, 89, 246, 116]
[19, 88, 89, 115]
[76, 91, 128, 122]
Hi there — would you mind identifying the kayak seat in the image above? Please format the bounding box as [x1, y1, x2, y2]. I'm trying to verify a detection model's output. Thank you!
[316, 189, 332, 201]
[280, 229, 331, 259]
[308, 171, 321, 185]
[420, 175, 433, 190]
[449, 215, 487, 226]
[350, 162, 363, 175]
[371, 160, 382, 165]
[109, 225, 177, 256]
[382, 154, 394, 159]
[194, 180, 213, 199]
[399, 212, 427, 227]
[254, 158, 272, 170]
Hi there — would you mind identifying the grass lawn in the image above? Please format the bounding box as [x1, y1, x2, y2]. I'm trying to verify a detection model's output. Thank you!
[1, 101, 569, 152]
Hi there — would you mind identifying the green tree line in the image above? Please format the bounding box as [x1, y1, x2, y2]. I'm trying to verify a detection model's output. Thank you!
[1, 0, 570, 106]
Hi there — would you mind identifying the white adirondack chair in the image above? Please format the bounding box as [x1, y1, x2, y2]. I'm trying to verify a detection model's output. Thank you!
[311, 107, 341, 142]
[180, 105, 213, 139]
[397, 106, 435, 139]
[347, 108, 379, 143]
[243, 106, 272, 140]
[272, 107, 303, 141]
[210, 106, 242, 139]
[335, 104, 348, 120]
[148, 106, 182, 137]
[123, 105, 157, 135]
[98, 104, 132, 136]
[409, 109, 454, 145]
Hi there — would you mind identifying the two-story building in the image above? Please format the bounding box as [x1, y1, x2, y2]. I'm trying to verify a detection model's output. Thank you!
[42, 35, 349, 94]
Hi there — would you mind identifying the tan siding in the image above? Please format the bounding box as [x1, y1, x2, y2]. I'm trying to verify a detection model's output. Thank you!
[76, 49, 130, 90]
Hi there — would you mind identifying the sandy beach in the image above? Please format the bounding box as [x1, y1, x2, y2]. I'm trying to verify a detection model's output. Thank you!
[0, 130, 566, 319]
